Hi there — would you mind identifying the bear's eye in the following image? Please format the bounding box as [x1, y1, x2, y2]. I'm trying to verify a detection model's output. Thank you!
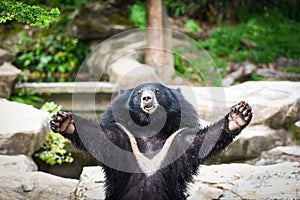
[137, 91, 142, 97]
[155, 89, 160, 95]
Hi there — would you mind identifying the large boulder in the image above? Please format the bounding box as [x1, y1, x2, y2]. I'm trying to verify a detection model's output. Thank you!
[67, 1, 133, 41]
[83, 31, 146, 80]
[0, 154, 78, 200]
[108, 56, 161, 88]
[74, 166, 106, 199]
[74, 162, 300, 200]
[0, 48, 13, 65]
[210, 125, 292, 163]
[0, 171, 77, 200]
[0, 154, 37, 173]
[188, 162, 300, 200]
[187, 81, 300, 128]
[0, 99, 49, 156]
[255, 145, 300, 166]
[179, 81, 299, 163]
[0, 62, 21, 98]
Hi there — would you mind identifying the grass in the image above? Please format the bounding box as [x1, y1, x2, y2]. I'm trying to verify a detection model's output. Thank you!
[199, 12, 300, 64]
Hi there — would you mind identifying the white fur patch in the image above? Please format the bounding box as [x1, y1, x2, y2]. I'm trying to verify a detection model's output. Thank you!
[116, 123, 187, 177]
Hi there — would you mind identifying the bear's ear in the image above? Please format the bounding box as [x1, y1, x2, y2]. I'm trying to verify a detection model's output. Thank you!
[119, 89, 126, 95]
[118, 88, 134, 95]
[175, 88, 182, 93]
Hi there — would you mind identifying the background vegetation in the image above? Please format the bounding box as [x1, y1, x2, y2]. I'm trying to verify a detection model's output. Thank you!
[1, 0, 299, 84]
[128, 0, 300, 84]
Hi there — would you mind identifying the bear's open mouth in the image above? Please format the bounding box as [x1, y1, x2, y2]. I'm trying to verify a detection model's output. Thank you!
[141, 103, 157, 114]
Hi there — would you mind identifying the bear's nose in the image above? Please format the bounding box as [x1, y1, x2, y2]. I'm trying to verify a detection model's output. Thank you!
[141, 91, 153, 103]
[143, 96, 152, 102]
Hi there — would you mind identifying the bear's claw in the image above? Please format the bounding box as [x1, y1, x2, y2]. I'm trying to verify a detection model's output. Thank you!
[50, 111, 75, 134]
[228, 101, 252, 132]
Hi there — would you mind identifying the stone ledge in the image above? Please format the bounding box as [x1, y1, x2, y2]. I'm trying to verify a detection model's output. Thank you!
[15, 81, 117, 94]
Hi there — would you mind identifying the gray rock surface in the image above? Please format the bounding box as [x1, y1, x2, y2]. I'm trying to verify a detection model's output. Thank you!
[189, 162, 300, 200]
[75, 166, 106, 200]
[187, 81, 300, 128]
[84, 31, 146, 79]
[0, 99, 49, 155]
[67, 1, 132, 40]
[0, 171, 77, 200]
[211, 125, 292, 163]
[0, 154, 37, 173]
[0, 154, 78, 200]
[255, 145, 300, 166]
[74, 162, 300, 200]
[0, 62, 21, 98]
[108, 56, 161, 88]
[0, 48, 13, 65]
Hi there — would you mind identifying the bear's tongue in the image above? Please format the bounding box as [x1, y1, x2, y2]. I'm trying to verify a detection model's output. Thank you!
[144, 105, 153, 110]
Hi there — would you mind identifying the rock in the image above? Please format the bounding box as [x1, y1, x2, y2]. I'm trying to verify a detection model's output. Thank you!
[256, 68, 300, 81]
[0, 62, 21, 98]
[73, 162, 300, 200]
[84, 31, 146, 79]
[210, 125, 292, 163]
[108, 56, 161, 88]
[188, 162, 300, 200]
[0, 153, 77, 199]
[187, 81, 300, 128]
[0, 171, 78, 200]
[0, 154, 37, 173]
[82, 29, 175, 85]
[74, 166, 106, 199]
[255, 145, 300, 166]
[222, 61, 257, 86]
[15, 82, 117, 119]
[0, 48, 13, 65]
[67, 1, 133, 41]
[0, 99, 49, 156]
[276, 57, 300, 68]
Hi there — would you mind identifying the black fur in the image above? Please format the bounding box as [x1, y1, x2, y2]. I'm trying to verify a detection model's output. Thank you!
[50, 82, 252, 200]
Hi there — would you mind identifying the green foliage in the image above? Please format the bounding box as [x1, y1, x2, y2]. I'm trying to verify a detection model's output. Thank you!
[40, 101, 61, 114]
[200, 12, 300, 63]
[286, 124, 300, 144]
[0, 0, 60, 28]
[9, 89, 44, 107]
[173, 48, 225, 86]
[129, 1, 145, 28]
[249, 73, 262, 81]
[285, 67, 300, 74]
[13, 32, 89, 82]
[35, 102, 73, 166]
[184, 19, 200, 32]
[24, 0, 90, 11]
[164, 0, 188, 18]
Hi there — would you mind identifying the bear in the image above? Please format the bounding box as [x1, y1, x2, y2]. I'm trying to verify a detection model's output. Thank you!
[50, 82, 252, 200]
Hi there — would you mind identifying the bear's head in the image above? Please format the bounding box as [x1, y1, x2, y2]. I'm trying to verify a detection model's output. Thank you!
[127, 82, 181, 129]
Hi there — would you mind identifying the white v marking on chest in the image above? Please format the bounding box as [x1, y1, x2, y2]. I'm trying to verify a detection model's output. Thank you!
[115, 123, 187, 177]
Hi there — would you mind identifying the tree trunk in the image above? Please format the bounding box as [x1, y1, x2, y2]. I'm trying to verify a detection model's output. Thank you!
[145, 0, 173, 83]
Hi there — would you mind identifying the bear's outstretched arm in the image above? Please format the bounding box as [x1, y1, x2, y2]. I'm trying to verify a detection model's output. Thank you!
[193, 101, 252, 163]
[50, 112, 101, 152]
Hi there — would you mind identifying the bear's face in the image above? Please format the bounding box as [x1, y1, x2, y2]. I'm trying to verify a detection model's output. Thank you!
[128, 83, 179, 127]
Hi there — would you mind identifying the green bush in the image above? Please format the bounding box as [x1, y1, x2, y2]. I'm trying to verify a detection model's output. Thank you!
[184, 19, 201, 32]
[200, 12, 300, 63]
[9, 89, 44, 107]
[13, 32, 89, 82]
[0, 0, 59, 28]
[129, 1, 145, 28]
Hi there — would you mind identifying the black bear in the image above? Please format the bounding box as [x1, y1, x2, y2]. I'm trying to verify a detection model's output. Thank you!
[50, 82, 252, 200]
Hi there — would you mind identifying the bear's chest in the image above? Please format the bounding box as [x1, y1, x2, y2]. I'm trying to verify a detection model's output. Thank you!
[136, 137, 166, 154]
